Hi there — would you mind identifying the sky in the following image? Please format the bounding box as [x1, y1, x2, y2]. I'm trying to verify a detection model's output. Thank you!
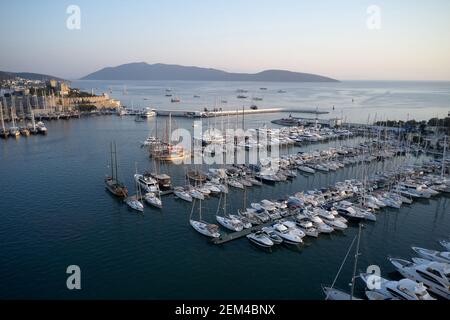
[1, 0, 450, 80]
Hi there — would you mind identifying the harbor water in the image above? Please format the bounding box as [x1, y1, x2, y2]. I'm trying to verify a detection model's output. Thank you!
[1, 80, 449, 299]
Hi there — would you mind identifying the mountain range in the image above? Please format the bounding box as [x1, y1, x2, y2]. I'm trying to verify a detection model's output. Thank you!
[81, 62, 338, 82]
[0, 70, 63, 81]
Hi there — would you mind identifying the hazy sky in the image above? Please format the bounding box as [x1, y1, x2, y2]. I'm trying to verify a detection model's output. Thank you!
[1, 0, 450, 80]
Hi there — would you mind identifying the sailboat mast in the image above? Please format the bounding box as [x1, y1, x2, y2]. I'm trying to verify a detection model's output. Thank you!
[241, 105, 245, 130]
[442, 135, 447, 178]
[114, 142, 119, 181]
[0, 101, 5, 131]
[169, 112, 172, 144]
[350, 223, 362, 300]
[31, 102, 36, 130]
[110, 142, 114, 179]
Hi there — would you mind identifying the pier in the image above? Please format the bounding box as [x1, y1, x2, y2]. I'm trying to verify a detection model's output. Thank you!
[155, 107, 329, 118]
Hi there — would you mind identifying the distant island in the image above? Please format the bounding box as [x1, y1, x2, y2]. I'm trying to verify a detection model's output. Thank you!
[0, 70, 63, 81]
[81, 62, 338, 82]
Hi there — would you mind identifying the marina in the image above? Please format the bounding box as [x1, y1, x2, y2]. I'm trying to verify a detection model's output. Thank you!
[1, 81, 449, 300]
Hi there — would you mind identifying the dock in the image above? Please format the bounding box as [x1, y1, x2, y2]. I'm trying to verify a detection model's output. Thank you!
[156, 107, 329, 118]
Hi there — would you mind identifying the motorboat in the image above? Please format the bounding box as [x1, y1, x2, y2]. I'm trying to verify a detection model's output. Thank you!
[412, 247, 450, 264]
[190, 219, 220, 238]
[134, 173, 159, 193]
[174, 187, 193, 202]
[203, 182, 222, 195]
[36, 121, 48, 134]
[294, 216, 319, 237]
[247, 231, 274, 248]
[261, 227, 283, 244]
[360, 273, 435, 300]
[304, 212, 334, 233]
[280, 220, 306, 239]
[197, 185, 212, 196]
[315, 209, 348, 231]
[229, 214, 252, 229]
[298, 165, 316, 174]
[271, 223, 303, 244]
[216, 215, 244, 232]
[188, 187, 205, 200]
[144, 192, 162, 208]
[334, 201, 367, 221]
[227, 179, 244, 189]
[125, 195, 144, 212]
[389, 258, 450, 299]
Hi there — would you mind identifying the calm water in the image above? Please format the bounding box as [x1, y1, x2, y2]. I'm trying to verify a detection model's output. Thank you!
[1, 81, 450, 299]
[73, 80, 450, 123]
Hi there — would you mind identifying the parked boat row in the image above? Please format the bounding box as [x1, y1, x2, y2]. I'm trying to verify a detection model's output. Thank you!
[189, 161, 450, 253]
[363, 242, 450, 300]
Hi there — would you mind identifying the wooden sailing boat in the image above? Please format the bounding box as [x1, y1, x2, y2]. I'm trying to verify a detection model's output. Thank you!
[150, 113, 186, 162]
[105, 142, 128, 198]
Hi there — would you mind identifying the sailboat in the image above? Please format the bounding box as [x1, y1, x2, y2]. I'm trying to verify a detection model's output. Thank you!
[216, 192, 244, 232]
[125, 163, 144, 212]
[0, 101, 8, 139]
[104, 142, 128, 198]
[322, 223, 364, 300]
[189, 199, 221, 238]
[150, 113, 186, 162]
[28, 106, 38, 135]
[9, 106, 20, 138]
[18, 98, 30, 136]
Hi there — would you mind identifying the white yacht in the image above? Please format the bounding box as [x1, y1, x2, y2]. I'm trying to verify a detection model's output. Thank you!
[229, 214, 252, 229]
[227, 179, 244, 189]
[144, 192, 162, 208]
[174, 187, 193, 202]
[412, 247, 450, 264]
[134, 174, 159, 193]
[36, 121, 47, 134]
[294, 216, 319, 237]
[271, 223, 303, 244]
[261, 227, 283, 244]
[389, 258, 450, 299]
[280, 220, 306, 239]
[188, 187, 205, 200]
[361, 273, 435, 300]
[125, 195, 144, 212]
[247, 231, 274, 248]
[304, 212, 334, 233]
[216, 215, 244, 232]
[190, 219, 220, 238]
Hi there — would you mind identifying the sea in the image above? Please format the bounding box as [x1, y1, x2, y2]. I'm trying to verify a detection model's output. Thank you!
[0, 80, 449, 299]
